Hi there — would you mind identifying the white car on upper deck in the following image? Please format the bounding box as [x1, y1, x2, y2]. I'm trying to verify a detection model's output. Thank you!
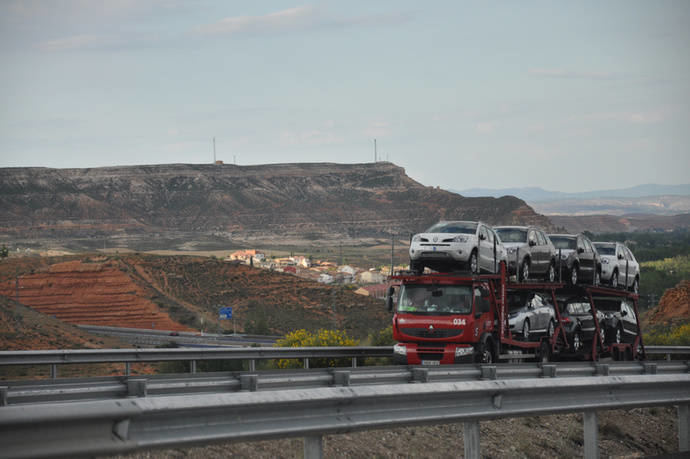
[592, 241, 640, 293]
[409, 221, 506, 274]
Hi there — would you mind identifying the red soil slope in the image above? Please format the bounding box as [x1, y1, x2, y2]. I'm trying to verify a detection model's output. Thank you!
[644, 280, 690, 327]
[0, 259, 190, 331]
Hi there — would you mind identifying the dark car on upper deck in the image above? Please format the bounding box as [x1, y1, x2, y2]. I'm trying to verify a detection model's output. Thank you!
[548, 233, 601, 285]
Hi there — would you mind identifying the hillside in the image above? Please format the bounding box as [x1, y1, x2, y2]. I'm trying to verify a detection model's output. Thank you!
[0, 255, 390, 338]
[0, 162, 550, 251]
[549, 213, 690, 233]
[533, 195, 690, 216]
[643, 280, 690, 327]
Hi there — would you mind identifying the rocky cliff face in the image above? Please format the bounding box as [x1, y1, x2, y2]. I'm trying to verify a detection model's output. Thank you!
[0, 162, 551, 247]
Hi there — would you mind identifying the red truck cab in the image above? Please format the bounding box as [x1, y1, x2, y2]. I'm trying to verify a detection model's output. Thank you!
[388, 273, 500, 364]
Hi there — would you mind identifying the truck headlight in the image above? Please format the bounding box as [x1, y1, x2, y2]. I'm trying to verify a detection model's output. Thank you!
[393, 343, 407, 356]
[454, 346, 474, 357]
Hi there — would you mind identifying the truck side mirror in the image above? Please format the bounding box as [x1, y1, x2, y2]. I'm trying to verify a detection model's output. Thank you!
[386, 286, 396, 312]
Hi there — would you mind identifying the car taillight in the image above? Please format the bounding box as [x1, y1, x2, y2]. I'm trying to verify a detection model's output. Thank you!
[562, 317, 571, 324]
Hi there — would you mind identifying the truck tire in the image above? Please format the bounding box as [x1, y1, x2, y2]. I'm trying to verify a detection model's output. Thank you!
[469, 250, 479, 274]
[475, 339, 494, 364]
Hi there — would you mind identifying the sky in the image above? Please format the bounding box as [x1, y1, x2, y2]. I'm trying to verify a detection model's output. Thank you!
[1, 0, 689, 192]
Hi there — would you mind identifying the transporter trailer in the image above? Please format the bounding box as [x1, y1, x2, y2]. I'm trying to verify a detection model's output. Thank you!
[387, 262, 643, 364]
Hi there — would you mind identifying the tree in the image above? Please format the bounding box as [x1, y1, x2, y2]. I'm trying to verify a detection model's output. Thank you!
[0, 245, 8, 259]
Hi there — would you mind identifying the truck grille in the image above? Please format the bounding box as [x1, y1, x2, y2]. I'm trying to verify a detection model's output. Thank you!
[417, 352, 443, 360]
[401, 328, 462, 339]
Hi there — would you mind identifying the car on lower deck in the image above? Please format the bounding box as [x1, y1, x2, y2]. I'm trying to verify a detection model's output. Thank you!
[558, 296, 606, 353]
[507, 292, 556, 341]
[495, 226, 557, 282]
[593, 242, 640, 293]
[409, 221, 506, 274]
[548, 233, 601, 285]
[596, 298, 640, 345]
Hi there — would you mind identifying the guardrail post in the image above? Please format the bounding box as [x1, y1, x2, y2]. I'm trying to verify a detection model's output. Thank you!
[0, 386, 7, 406]
[583, 411, 599, 459]
[304, 358, 310, 369]
[352, 357, 357, 368]
[125, 362, 131, 376]
[304, 435, 323, 459]
[190, 360, 196, 374]
[249, 359, 256, 372]
[680, 404, 689, 452]
[240, 374, 258, 392]
[50, 364, 57, 380]
[463, 420, 480, 459]
[127, 379, 147, 397]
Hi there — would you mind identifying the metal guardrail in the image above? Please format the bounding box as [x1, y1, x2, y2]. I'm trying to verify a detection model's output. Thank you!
[1, 361, 688, 406]
[646, 346, 690, 360]
[0, 373, 688, 459]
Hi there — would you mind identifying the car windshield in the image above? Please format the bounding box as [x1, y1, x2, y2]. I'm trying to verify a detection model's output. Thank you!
[593, 243, 615, 255]
[425, 222, 477, 234]
[550, 236, 576, 250]
[397, 284, 472, 315]
[495, 228, 527, 243]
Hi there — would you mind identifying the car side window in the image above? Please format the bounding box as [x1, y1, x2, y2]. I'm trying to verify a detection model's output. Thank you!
[486, 227, 494, 244]
[577, 237, 585, 252]
[537, 231, 547, 246]
[528, 230, 537, 244]
[625, 247, 634, 261]
[531, 294, 544, 308]
[584, 239, 593, 253]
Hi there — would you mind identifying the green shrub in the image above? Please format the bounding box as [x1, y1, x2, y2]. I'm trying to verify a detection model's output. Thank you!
[644, 322, 690, 346]
[273, 328, 359, 369]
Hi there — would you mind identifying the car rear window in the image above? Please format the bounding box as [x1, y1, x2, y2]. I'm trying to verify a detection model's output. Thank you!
[550, 236, 576, 250]
[495, 228, 527, 243]
[426, 222, 477, 234]
[593, 243, 615, 255]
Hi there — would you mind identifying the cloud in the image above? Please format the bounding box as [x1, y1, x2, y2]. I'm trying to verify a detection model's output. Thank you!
[474, 122, 496, 134]
[580, 111, 665, 124]
[529, 68, 617, 80]
[363, 120, 392, 138]
[196, 5, 411, 37]
[36, 34, 105, 51]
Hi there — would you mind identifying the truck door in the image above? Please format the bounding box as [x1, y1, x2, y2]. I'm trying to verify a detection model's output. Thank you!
[473, 284, 493, 338]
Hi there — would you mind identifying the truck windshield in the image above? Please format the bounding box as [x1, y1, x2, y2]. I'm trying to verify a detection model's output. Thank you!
[425, 222, 477, 234]
[397, 284, 472, 315]
[495, 228, 527, 243]
[549, 236, 576, 250]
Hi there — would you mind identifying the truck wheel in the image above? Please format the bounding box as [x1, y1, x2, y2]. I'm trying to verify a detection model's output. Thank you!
[538, 340, 551, 363]
[476, 340, 494, 364]
[469, 251, 479, 274]
[522, 320, 530, 341]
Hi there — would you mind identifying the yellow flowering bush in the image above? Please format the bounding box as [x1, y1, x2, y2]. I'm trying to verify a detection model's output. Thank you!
[274, 328, 359, 369]
[644, 322, 690, 346]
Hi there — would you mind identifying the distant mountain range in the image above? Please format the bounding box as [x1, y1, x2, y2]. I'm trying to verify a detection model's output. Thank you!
[452, 184, 690, 202]
[450, 184, 690, 217]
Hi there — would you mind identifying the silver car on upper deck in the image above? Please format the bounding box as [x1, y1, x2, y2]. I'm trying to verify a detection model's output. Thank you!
[593, 242, 640, 293]
[409, 221, 507, 274]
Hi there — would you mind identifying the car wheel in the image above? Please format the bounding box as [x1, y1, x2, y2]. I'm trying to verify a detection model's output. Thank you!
[572, 329, 582, 351]
[522, 320, 530, 341]
[520, 259, 530, 281]
[635, 342, 643, 360]
[570, 266, 578, 285]
[611, 270, 618, 288]
[410, 260, 423, 275]
[599, 322, 606, 346]
[546, 262, 556, 283]
[594, 270, 601, 286]
[631, 277, 639, 294]
[547, 320, 555, 338]
[469, 251, 479, 274]
[615, 326, 622, 344]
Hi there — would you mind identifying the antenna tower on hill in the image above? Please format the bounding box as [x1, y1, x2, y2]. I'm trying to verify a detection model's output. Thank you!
[213, 137, 216, 163]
